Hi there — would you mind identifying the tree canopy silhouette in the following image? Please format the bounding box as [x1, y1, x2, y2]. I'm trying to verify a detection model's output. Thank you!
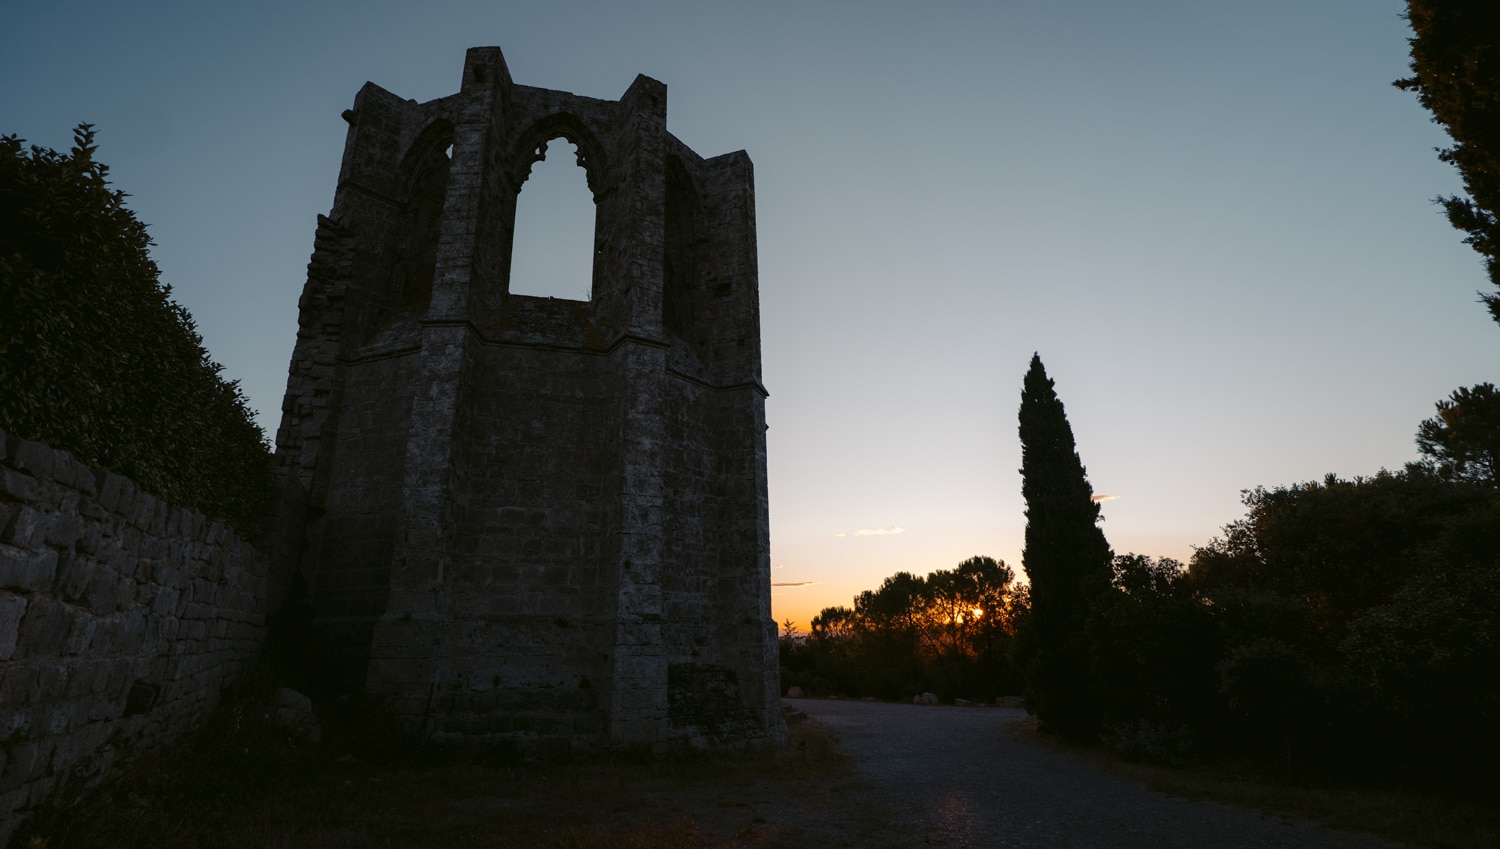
[782, 556, 1027, 702]
[1189, 466, 1500, 773]
[1417, 382, 1500, 485]
[1397, 0, 1500, 324]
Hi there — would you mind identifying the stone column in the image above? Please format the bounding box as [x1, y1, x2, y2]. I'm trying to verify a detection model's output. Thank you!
[365, 49, 507, 732]
[607, 75, 673, 745]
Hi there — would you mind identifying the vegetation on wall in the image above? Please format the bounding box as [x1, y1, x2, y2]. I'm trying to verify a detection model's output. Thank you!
[0, 124, 271, 537]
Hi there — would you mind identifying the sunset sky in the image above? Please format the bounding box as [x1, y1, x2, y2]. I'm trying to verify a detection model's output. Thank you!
[4, 1, 1495, 630]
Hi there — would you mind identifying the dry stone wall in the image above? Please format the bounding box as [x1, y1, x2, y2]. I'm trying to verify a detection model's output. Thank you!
[0, 428, 267, 841]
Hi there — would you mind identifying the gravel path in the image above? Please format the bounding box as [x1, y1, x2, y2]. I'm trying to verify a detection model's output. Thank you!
[792, 699, 1398, 849]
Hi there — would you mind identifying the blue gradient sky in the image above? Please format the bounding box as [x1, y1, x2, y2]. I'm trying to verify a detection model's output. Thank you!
[4, 1, 1494, 629]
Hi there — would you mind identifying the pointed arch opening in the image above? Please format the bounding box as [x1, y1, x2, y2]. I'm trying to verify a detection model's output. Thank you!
[510, 137, 597, 301]
[369, 121, 452, 339]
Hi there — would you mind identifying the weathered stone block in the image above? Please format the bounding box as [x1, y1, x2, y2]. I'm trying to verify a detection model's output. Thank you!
[0, 466, 37, 502]
[150, 586, 178, 617]
[36, 662, 71, 701]
[132, 495, 162, 533]
[7, 438, 54, 480]
[54, 551, 96, 603]
[74, 522, 103, 555]
[94, 470, 135, 515]
[82, 568, 125, 615]
[64, 660, 106, 699]
[0, 666, 37, 710]
[0, 592, 27, 660]
[45, 512, 82, 549]
[110, 614, 146, 655]
[44, 706, 71, 736]
[61, 615, 97, 655]
[0, 545, 57, 593]
[52, 450, 96, 495]
[1, 507, 48, 550]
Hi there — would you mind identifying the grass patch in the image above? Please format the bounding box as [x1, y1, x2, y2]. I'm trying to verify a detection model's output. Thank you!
[15, 676, 863, 849]
[1010, 717, 1500, 849]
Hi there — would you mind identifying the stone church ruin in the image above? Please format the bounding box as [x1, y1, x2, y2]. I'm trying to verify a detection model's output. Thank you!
[272, 47, 784, 749]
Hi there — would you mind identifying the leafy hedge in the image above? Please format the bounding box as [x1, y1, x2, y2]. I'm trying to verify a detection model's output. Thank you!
[0, 125, 271, 537]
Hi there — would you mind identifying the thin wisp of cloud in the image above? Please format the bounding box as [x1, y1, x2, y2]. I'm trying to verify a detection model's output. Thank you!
[834, 526, 906, 538]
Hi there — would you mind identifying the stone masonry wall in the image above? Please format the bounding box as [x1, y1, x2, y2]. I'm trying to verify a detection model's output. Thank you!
[278, 47, 784, 750]
[0, 428, 267, 841]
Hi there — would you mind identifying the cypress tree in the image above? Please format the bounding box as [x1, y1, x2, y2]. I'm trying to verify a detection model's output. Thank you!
[1396, 0, 1500, 325]
[1015, 353, 1113, 737]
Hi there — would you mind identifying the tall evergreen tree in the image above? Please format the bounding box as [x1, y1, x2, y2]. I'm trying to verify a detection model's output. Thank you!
[1015, 353, 1113, 737]
[1396, 0, 1500, 325]
[1417, 382, 1500, 486]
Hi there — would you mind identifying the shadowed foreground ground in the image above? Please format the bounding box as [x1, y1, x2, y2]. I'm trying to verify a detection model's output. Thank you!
[794, 699, 1397, 849]
[31, 693, 1478, 847]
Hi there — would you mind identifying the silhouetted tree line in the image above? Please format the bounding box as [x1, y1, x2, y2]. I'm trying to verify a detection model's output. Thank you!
[779, 556, 1029, 703]
[0, 126, 271, 536]
[781, 353, 1499, 786]
[1015, 354, 1500, 783]
[1186, 465, 1499, 775]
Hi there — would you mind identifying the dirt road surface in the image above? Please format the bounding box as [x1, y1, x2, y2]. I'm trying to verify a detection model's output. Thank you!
[792, 699, 1398, 849]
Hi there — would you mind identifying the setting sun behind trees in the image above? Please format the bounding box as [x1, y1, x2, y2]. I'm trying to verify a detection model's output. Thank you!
[779, 556, 1028, 702]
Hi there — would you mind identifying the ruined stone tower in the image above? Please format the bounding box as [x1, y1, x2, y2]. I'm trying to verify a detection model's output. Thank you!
[273, 47, 784, 749]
